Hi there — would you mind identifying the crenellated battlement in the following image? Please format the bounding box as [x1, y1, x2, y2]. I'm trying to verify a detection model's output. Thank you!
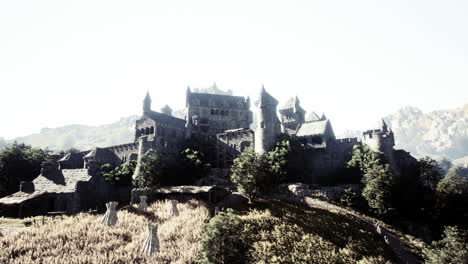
[335, 137, 359, 144]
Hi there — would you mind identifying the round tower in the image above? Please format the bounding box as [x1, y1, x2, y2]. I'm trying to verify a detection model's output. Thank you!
[254, 86, 281, 154]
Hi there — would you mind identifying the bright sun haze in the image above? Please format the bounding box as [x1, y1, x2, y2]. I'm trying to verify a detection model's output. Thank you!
[0, 0, 467, 139]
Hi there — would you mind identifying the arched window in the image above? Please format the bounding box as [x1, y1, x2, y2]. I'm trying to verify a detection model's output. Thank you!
[150, 126, 154, 134]
[145, 127, 150, 135]
[210, 109, 215, 115]
[140, 128, 145, 135]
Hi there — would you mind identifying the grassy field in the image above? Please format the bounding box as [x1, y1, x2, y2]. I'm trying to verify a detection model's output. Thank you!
[0, 199, 209, 264]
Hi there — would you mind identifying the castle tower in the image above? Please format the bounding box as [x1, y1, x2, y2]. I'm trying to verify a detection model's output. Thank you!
[279, 96, 306, 134]
[254, 86, 281, 154]
[143, 92, 152, 114]
[362, 119, 399, 177]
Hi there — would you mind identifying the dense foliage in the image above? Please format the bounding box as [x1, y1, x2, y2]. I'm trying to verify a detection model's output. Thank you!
[133, 149, 167, 188]
[435, 165, 468, 228]
[418, 156, 444, 190]
[0, 142, 52, 197]
[230, 148, 269, 202]
[347, 144, 394, 216]
[177, 148, 211, 184]
[0, 200, 209, 264]
[422, 226, 468, 264]
[199, 200, 395, 264]
[101, 160, 136, 186]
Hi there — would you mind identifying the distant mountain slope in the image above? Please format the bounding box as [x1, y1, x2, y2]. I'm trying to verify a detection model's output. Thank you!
[8, 116, 139, 152]
[383, 104, 468, 160]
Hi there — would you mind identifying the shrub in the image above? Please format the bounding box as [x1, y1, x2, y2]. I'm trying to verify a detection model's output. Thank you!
[422, 226, 468, 264]
[199, 209, 245, 264]
[199, 200, 395, 264]
[230, 148, 269, 202]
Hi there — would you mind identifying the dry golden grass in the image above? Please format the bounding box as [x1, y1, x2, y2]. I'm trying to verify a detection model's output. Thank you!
[0, 199, 209, 264]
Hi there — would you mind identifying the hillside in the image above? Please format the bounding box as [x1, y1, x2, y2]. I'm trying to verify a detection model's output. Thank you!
[5, 116, 139, 152]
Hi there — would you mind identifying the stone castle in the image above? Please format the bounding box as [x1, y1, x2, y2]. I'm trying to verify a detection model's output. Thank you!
[0, 85, 416, 215]
[76, 85, 413, 183]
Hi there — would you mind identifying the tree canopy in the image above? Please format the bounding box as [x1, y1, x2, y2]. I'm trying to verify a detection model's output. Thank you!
[0, 142, 52, 196]
[347, 143, 394, 216]
[133, 149, 166, 188]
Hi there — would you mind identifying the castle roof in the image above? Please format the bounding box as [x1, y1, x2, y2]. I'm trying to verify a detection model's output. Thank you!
[255, 86, 278, 107]
[296, 120, 332, 137]
[187, 92, 248, 109]
[32, 169, 92, 193]
[144, 110, 186, 128]
[307, 112, 321, 122]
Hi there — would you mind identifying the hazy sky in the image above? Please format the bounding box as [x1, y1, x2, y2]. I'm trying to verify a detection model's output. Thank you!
[1, 0, 467, 139]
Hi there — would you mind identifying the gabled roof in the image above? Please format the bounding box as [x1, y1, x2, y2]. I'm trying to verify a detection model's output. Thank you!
[32, 169, 92, 193]
[255, 86, 278, 107]
[296, 120, 329, 137]
[143, 110, 186, 128]
[307, 112, 321, 122]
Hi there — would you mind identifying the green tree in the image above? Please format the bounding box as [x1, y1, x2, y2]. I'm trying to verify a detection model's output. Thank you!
[265, 140, 290, 186]
[418, 156, 444, 190]
[437, 166, 468, 196]
[0, 142, 52, 196]
[101, 160, 136, 186]
[436, 166, 468, 227]
[422, 226, 468, 264]
[230, 148, 269, 202]
[133, 149, 166, 188]
[347, 144, 394, 216]
[199, 209, 245, 264]
[179, 148, 211, 183]
[274, 134, 308, 183]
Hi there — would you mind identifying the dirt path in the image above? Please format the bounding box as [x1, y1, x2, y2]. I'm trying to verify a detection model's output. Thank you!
[304, 197, 421, 264]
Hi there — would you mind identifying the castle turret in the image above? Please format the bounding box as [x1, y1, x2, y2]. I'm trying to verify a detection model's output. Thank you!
[254, 86, 281, 154]
[143, 92, 152, 114]
[362, 119, 399, 176]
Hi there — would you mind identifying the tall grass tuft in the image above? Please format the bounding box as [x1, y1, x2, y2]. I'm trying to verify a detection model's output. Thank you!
[0, 199, 209, 264]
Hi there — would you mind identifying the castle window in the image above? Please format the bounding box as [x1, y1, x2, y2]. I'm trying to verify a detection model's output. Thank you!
[140, 128, 145, 135]
[145, 127, 150, 135]
[261, 122, 265, 128]
[150, 126, 154, 134]
[225, 110, 229, 116]
[210, 109, 215, 115]
[215, 109, 219, 115]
